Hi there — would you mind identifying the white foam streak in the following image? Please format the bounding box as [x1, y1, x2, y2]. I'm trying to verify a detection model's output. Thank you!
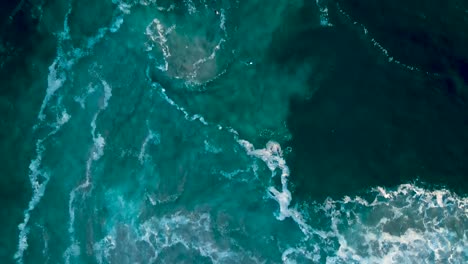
[191, 38, 225, 80]
[336, 4, 438, 76]
[18, 1, 129, 261]
[139, 129, 160, 164]
[15, 110, 71, 263]
[38, 59, 67, 121]
[320, 184, 468, 263]
[93, 235, 116, 264]
[116, 1, 132, 14]
[100, 80, 112, 109]
[184, 0, 197, 14]
[157, 86, 209, 125]
[36, 1, 74, 121]
[316, 0, 332, 27]
[146, 19, 174, 71]
[66, 81, 112, 263]
[219, 9, 226, 31]
[110, 16, 124, 33]
[282, 246, 320, 263]
[37, 1, 128, 123]
[238, 140, 311, 235]
[95, 211, 246, 263]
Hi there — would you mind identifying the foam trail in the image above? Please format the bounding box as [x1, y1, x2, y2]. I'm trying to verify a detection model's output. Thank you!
[115, 0, 132, 14]
[93, 235, 116, 264]
[15, 111, 71, 263]
[282, 247, 319, 263]
[316, 0, 332, 27]
[145, 19, 175, 71]
[38, 0, 128, 122]
[335, 3, 438, 77]
[184, 0, 197, 14]
[138, 128, 160, 164]
[321, 184, 468, 263]
[95, 211, 245, 263]
[189, 38, 225, 82]
[219, 9, 226, 31]
[37, 1, 73, 121]
[18, 1, 130, 261]
[153, 84, 310, 234]
[156, 85, 208, 125]
[65, 80, 111, 263]
[238, 140, 311, 235]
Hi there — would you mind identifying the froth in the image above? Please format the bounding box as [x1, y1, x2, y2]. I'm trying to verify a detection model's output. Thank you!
[294, 184, 468, 263]
[92, 211, 257, 263]
[157, 85, 209, 125]
[38, 59, 67, 121]
[66, 80, 112, 262]
[145, 18, 173, 71]
[138, 129, 160, 164]
[15, 110, 70, 263]
[316, 0, 332, 27]
[239, 140, 310, 234]
[100, 80, 112, 110]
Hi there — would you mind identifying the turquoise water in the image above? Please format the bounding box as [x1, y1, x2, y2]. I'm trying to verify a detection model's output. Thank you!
[1, 0, 468, 263]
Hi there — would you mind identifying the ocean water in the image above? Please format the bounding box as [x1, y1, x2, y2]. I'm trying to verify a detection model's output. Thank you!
[1, 0, 467, 263]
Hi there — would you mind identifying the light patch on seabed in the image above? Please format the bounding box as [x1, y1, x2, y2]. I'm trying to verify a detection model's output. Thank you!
[145, 7, 227, 85]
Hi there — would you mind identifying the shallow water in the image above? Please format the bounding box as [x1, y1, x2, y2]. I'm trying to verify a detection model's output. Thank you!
[1, 0, 467, 263]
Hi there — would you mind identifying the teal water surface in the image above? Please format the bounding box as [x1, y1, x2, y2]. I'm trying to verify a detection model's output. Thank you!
[1, 0, 467, 263]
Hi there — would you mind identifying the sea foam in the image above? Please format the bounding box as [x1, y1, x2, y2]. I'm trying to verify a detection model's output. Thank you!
[238, 140, 311, 235]
[15, 110, 71, 263]
[65, 80, 112, 263]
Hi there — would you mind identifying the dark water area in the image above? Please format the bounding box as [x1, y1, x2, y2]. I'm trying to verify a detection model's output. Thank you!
[286, 1, 468, 201]
[337, 0, 468, 99]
